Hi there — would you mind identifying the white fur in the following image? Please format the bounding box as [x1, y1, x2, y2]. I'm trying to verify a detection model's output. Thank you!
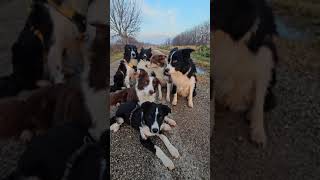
[81, 48, 106, 141]
[160, 123, 173, 131]
[166, 64, 196, 108]
[110, 117, 124, 132]
[151, 108, 159, 132]
[213, 30, 274, 146]
[157, 134, 180, 159]
[155, 145, 175, 170]
[164, 116, 176, 127]
[136, 76, 156, 105]
[46, 0, 93, 83]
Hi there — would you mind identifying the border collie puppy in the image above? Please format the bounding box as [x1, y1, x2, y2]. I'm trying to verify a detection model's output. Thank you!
[138, 47, 152, 61]
[164, 48, 197, 108]
[110, 101, 179, 170]
[212, 0, 278, 146]
[110, 69, 160, 106]
[137, 50, 167, 100]
[6, 122, 108, 180]
[110, 60, 127, 92]
[121, 44, 138, 88]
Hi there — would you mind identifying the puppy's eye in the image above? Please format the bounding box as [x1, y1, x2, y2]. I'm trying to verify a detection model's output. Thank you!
[145, 81, 149, 85]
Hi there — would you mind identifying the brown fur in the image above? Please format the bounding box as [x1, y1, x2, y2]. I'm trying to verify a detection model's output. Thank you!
[150, 54, 167, 67]
[110, 88, 138, 106]
[0, 84, 91, 140]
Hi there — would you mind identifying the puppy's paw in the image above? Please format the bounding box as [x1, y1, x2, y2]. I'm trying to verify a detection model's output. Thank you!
[110, 123, 120, 132]
[188, 100, 193, 108]
[20, 130, 33, 143]
[250, 128, 267, 148]
[172, 99, 177, 106]
[166, 96, 170, 102]
[169, 146, 180, 159]
[161, 123, 173, 131]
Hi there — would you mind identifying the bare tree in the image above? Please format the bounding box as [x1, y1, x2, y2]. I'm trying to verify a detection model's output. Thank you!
[171, 21, 210, 46]
[110, 0, 142, 44]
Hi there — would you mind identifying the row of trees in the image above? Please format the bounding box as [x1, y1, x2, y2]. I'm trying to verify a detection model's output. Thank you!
[167, 21, 210, 46]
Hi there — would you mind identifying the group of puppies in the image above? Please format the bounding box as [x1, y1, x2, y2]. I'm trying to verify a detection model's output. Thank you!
[1, 0, 108, 179]
[110, 44, 198, 170]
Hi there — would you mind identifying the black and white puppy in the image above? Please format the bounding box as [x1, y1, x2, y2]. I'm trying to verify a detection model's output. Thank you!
[6, 122, 108, 180]
[138, 47, 152, 61]
[110, 101, 179, 170]
[122, 44, 139, 88]
[212, 0, 278, 146]
[110, 60, 127, 92]
[164, 48, 197, 108]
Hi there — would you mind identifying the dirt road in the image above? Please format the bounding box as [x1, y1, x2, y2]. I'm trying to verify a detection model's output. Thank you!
[110, 51, 210, 179]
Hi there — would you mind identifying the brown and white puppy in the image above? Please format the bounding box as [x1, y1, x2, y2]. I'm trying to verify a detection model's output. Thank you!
[164, 48, 197, 108]
[137, 49, 168, 100]
[110, 69, 160, 106]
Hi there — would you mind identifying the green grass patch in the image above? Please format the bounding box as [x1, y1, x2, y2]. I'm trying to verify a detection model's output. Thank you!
[110, 51, 122, 63]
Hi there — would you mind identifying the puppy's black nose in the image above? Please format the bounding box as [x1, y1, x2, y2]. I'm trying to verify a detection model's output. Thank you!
[152, 128, 158, 133]
[164, 68, 169, 75]
[149, 90, 154, 95]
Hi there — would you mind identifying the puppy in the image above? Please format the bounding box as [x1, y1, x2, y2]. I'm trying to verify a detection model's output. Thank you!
[6, 122, 108, 180]
[164, 48, 197, 108]
[122, 44, 139, 88]
[212, 0, 278, 146]
[138, 47, 152, 61]
[137, 49, 168, 100]
[110, 69, 160, 106]
[110, 101, 179, 170]
[110, 60, 127, 92]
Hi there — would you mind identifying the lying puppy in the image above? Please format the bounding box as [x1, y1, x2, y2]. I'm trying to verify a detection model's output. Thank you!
[6, 122, 108, 180]
[110, 101, 179, 170]
[110, 69, 160, 106]
[110, 60, 127, 92]
[212, 0, 278, 146]
[122, 44, 139, 88]
[164, 48, 197, 108]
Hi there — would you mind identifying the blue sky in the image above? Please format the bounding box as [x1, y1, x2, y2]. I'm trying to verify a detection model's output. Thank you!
[136, 0, 210, 44]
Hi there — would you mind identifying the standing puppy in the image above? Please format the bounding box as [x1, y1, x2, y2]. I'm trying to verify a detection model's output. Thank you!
[164, 48, 197, 108]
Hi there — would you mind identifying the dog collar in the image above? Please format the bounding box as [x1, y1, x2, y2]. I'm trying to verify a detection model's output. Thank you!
[128, 63, 135, 68]
[129, 104, 140, 125]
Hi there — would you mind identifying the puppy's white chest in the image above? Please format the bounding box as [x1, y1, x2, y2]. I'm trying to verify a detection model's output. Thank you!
[171, 74, 194, 97]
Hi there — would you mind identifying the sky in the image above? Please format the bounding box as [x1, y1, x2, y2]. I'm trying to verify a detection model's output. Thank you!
[136, 0, 210, 44]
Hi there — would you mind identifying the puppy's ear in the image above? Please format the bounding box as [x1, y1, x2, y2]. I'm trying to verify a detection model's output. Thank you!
[161, 104, 171, 116]
[181, 48, 194, 60]
[170, 47, 178, 54]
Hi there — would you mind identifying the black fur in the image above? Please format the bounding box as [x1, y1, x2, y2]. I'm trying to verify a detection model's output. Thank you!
[166, 48, 197, 97]
[110, 101, 171, 153]
[123, 44, 138, 63]
[0, 2, 53, 98]
[110, 60, 127, 92]
[6, 122, 108, 180]
[212, 0, 278, 111]
[138, 47, 152, 62]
